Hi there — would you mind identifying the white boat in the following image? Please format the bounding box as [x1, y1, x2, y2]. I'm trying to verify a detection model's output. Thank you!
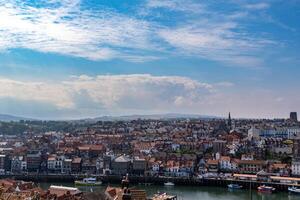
[228, 184, 242, 189]
[257, 185, 276, 193]
[288, 186, 300, 194]
[164, 182, 175, 186]
[75, 177, 102, 186]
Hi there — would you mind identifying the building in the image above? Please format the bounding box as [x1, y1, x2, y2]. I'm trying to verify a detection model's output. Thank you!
[111, 155, 131, 175]
[0, 155, 11, 172]
[132, 157, 146, 175]
[290, 112, 298, 122]
[11, 156, 26, 173]
[212, 140, 226, 154]
[71, 157, 82, 173]
[248, 127, 288, 139]
[293, 139, 300, 158]
[47, 155, 67, 173]
[236, 160, 266, 174]
[219, 156, 232, 171]
[288, 127, 300, 139]
[206, 159, 219, 173]
[292, 160, 300, 176]
[26, 151, 41, 172]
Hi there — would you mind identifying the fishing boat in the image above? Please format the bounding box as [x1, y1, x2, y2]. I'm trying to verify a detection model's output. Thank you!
[74, 177, 102, 186]
[228, 184, 242, 189]
[257, 185, 276, 193]
[288, 186, 300, 194]
[164, 182, 175, 186]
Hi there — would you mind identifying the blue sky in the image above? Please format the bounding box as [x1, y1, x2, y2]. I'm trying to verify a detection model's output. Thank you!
[0, 0, 299, 119]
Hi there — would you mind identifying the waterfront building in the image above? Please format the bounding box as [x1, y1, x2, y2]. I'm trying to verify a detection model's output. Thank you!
[236, 160, 266, 174]
[112, 155, 131, 175]
[62, 158, 72, 174]
[47, 155, 60, 173]
[26, 151, 41, 172]
[71, 157, 82, 173]
[132, 157, 146, 175]
[0, 155, 10, 173]
[206, 159, 219, 173]
[219, 156, 232, 171]
[291, 160, 300, 176]
[11, 156, 26, 173]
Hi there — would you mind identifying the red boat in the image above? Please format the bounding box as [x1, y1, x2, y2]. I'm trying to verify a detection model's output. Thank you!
[257, 185, 276, 193]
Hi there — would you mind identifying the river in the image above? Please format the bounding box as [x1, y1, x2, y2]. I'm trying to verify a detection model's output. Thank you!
[38, 182, 299, 200]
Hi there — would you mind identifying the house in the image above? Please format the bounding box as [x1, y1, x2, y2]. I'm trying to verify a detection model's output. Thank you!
[111, 155, 131, 175]
[198, 158, 206, 174]
[219, 156, 232, 171]
[0, 155, 11, 172]
[213, 140, 227, 154]
[11, 156, 26, 173]
[132, 157, 146, 175]
[178, 161, 194, 177]
[269, 163, 290, 176]
[165, 160, 180, 176]
[236, 160, 266, 174]
[206, 159, 219, 173]
[292, 160, 300, 176]
[71, 157, 82, 173]
[62, 159, 72, 174]
[81, 159, 97, 174]
[26, 151, 41, 172]
[47, 155, 65, 173]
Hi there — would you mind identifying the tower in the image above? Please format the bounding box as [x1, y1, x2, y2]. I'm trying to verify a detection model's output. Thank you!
[228, 112, 232, 130]
[290, 112, 298, 122]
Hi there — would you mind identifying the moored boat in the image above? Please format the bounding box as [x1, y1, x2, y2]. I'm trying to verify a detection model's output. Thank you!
[257, 185, 275, 193]
[74, 177, 102, 186]
[288, 186, 300, 194]
[228, 184, 242, 189]
[164, 182, 175, 186]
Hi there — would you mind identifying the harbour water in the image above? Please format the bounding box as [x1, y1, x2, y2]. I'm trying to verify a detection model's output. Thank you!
[38, 182, 299, 200]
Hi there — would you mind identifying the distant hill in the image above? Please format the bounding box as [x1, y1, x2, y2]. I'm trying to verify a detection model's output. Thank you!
[0, 114, 35, 122]
[86, 113, 219, 122]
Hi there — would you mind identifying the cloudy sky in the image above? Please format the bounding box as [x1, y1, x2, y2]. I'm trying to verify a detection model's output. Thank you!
[0, 0, 299, 119]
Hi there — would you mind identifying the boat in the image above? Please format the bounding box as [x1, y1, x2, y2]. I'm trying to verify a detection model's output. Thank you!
[74, 177, 102, 186]
[257, 185, 276, 193]
[288, 186, 300, 194]
[164, 182, 175, 186]
[228, 184, 242, 189]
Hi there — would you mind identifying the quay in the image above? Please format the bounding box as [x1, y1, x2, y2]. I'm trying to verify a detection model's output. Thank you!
[0, 174, 299, 192]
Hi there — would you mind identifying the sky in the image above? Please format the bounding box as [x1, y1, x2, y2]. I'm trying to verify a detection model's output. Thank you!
[0, 0, 299, 120]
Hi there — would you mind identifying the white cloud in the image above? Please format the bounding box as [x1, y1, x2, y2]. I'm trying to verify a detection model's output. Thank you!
[244, 3, 270, 10]
[0, 75, 298, 119]
[0, 0, 279, 66]
[146, 0, 204, 13]
[0, 75, 214, 112]
[0, 0, 155, 61]
[158, 22, 270, 67]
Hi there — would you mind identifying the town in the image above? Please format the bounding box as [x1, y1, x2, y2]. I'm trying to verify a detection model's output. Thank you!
[0, 112, 299, 185]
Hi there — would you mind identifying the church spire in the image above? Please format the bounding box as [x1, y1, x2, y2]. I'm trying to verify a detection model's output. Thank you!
[228, 112, 232, 130]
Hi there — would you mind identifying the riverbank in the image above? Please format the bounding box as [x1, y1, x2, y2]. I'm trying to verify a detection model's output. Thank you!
[0, 174, 299, 192]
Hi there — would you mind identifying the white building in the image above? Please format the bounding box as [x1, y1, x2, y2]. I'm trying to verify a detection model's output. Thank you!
[248, 127, 288, 139]
[291, 160, 300, 176]
[47, 155, 65, 172]
[11, 156, 27, 173]
[219, 156, 232, 171]
[287, 127, 300, 139]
